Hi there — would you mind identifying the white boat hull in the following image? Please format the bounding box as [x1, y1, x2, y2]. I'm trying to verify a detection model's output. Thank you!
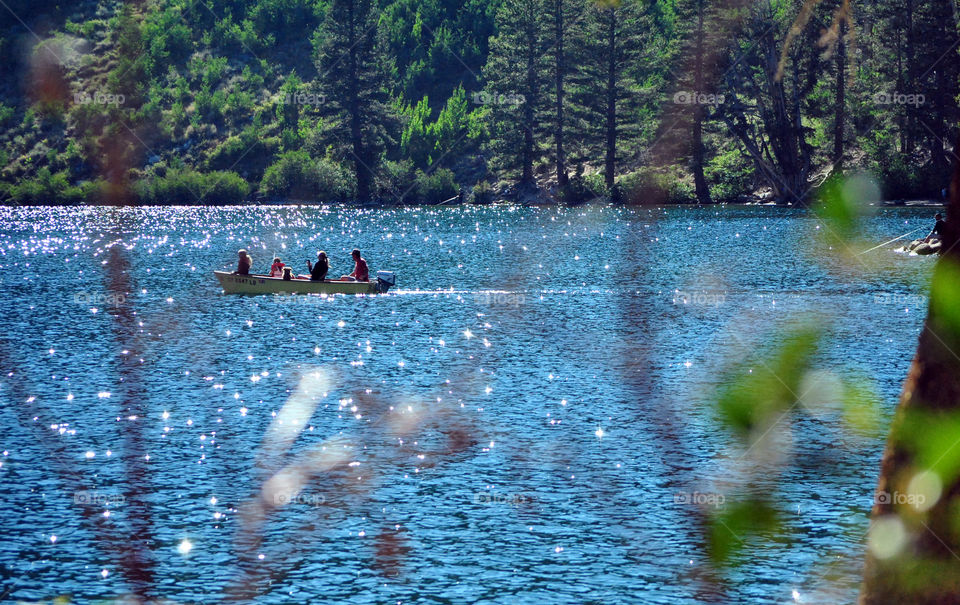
[214, 271, 393, 295]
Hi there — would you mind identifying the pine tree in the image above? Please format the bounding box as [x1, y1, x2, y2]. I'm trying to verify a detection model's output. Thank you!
[714, 0, 818, 204]
[315, 0, 397, 201]
[482, 0, 550, 188]
[545, 0, 583, 191]
[571, 0, 646, 194]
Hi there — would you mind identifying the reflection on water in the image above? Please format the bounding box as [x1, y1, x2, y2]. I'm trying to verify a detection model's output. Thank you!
[0, 204, 936, 602]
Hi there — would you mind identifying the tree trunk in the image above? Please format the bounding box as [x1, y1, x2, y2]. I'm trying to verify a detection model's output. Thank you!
[692, 0, 711, 203]
[833, 19, 846, 169]
[347, 0, 370, 201]
[604, 8, 617, 194]
[904, 0, 915, 154]
[554, 0, 568, 191]
[861, 135, 960, 603]
[522, 7, 536, 186]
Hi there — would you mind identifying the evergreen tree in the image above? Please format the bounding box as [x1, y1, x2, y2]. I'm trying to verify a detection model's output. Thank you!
[545, 0, 583, 191]
[714, 0, 818, 204]
[571, 0, 646, 194]
[315, 0, 397, 201]
[482, 0, 550, 187]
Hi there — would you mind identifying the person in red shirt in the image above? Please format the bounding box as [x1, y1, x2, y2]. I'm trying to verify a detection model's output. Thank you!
[341, 249, 369, 281]
[269, 257, 285, 277]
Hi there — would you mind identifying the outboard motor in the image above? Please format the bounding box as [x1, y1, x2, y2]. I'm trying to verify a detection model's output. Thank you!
[375, 271, 396, 293]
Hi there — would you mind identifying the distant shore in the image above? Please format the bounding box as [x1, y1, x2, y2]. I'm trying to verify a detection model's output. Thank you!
[0, 197, 948, 209]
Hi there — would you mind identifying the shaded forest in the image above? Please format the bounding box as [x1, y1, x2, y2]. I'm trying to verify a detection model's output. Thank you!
[0, 0, 956, 205]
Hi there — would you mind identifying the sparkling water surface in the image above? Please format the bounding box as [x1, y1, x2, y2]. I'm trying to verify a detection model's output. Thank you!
[0, 204, 938, 603]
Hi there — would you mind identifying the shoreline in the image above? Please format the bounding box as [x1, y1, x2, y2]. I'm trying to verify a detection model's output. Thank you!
[0, 198, 948, 209]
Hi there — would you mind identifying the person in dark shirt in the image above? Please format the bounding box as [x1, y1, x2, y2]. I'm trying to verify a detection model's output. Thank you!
[235, 249, 252, 275]
[926, 213, 946, 242]
[307, 251, 328, 282]
[341, 249, 369, 281]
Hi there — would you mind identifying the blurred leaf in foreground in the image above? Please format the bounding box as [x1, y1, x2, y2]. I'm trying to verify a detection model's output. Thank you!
[707, 499, 779, 565]
[716, 322, 821, 438]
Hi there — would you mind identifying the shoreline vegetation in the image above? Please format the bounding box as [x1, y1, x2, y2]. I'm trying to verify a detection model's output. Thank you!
[0, 197, 949, 208]
[1, 0, 956, 208]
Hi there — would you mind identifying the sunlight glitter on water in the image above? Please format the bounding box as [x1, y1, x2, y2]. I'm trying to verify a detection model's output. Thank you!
[0, 204, 940, 603]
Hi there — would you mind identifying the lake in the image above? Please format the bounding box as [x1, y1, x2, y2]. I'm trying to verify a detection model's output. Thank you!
[0, 204, 938, 603]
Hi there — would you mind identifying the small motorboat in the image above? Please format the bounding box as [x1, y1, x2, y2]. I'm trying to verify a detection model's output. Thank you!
[214, 270, 396, 295]
[898, 237, 941, 256]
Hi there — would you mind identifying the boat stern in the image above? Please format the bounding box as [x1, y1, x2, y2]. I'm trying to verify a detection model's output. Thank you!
[375, 271, 397, 293]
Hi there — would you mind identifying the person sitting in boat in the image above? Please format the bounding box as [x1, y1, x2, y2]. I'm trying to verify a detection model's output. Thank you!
[341, 249, 369, 282]
[235, 249, 252, 275]
[270, 257, 285, 277]
[282, 266, 294, 281]
[925, 213, 946, 242]
[306, 251, 328, 282]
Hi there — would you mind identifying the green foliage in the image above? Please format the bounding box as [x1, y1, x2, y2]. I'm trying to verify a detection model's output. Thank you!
[617, 168, 693, 205]
[260, 151, 355, 201]
[706, 147, 754, 203]
[1, 0, 956, 205]
[249, 0, 324, 39]
[206, 128, 280, 179]
[0, 103, 14, 127]
[315, 0, 398, 200]
[482, 0, 549, 183]
[141, 5, 194, 71]
[707, 499, 779, 565]
[213, 16, 269, 53]
[135, 169, 250, 204]
[893, 408, 960, 490]
[411, 167, 457, 203]
[714, 323, 821, 436]
[3, 168, 84, 204]
[472, 180, 493, 203]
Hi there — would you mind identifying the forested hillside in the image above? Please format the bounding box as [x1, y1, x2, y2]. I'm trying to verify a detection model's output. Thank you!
[0, 0, 956, 204]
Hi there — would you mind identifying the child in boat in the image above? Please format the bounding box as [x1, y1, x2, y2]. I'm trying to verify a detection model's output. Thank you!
[270, 257, 285, 277]
[307, 251, 328, 282]
[341, 249, 369, 281]
[236, 249, 252, 275]
[282, 266, 294, 281]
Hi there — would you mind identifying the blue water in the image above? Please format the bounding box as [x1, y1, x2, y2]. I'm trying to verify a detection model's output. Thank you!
[0, 204, 938, 603]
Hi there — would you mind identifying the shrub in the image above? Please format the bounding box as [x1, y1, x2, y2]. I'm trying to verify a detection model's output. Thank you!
[260, 151, 354, 201]
[412, 168, 458, 204]
[135, 169, 250, 204]
[0, 103, 15, 126]
[472, 180, 493, 204]
[206, 130, 279, 179]
[4, 168, 84, 204]
[378, 159, 415, 197]
[618, 168, 694, 205]
[706, 147, 755, 202]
